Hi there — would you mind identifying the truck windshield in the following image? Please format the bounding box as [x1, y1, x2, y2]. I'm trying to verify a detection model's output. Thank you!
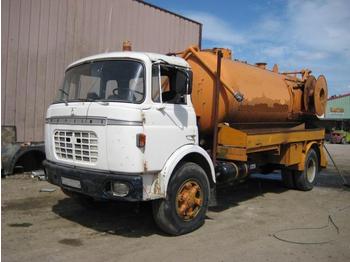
[56, 60, 145, 103]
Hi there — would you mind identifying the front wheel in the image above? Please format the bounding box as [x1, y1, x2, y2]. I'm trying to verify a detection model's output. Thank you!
[152, 162, 210, 235]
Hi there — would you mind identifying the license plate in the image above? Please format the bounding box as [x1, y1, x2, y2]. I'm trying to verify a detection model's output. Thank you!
[61, 177, 81, 189]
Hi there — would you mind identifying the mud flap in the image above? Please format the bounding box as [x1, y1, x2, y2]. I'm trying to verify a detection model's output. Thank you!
[208, 186, 218, 207]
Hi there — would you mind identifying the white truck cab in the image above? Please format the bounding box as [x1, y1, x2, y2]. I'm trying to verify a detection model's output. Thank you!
[44, 51, 215, 235]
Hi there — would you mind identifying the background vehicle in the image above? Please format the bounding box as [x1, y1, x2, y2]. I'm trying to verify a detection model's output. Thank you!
[331, 130, 350, 144]
[44, 45, 328, 235]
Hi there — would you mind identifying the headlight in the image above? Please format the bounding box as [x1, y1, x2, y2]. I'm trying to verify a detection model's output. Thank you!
[112, 182, 130, 197]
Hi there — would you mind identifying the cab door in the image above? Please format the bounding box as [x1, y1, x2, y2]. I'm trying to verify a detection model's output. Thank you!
[142, 64, 197, 172]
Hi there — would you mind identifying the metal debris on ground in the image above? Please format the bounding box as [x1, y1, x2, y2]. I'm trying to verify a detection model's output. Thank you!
[31, 170, 46, 181]
[39, 188, 56, 193]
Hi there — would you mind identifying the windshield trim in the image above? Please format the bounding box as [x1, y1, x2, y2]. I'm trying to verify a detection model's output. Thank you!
[53, 58, 146, 105]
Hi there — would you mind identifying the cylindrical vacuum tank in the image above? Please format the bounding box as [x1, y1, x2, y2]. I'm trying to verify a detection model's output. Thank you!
[181, 46, 328, 134]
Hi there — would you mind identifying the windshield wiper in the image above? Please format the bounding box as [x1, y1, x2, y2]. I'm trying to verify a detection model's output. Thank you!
[58, 89, 102, 104]
[58, 89, 69, 105]
[58, 99, 68, 106]
[59, 88, 69, 96]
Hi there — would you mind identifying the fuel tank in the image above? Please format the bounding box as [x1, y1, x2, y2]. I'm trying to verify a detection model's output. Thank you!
[181, 46, 328, 134]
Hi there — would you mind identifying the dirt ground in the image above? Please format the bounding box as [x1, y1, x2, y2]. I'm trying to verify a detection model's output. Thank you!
[2, 144, 350, 262]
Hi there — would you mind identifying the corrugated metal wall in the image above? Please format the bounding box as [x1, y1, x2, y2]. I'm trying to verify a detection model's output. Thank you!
[1, 0, 201, 142]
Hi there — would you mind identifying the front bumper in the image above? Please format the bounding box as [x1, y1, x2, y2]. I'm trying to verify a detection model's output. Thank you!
[43, 160, 143, 201]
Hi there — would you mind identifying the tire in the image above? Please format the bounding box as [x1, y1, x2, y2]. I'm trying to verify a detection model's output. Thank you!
[61, 188, 98, 208]
[281, 168, 295, 189]
[152, 162, 210, 235]
[293, 149, 319, 191]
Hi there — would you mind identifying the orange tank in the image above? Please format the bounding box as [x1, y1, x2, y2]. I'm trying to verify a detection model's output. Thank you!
[181, 46, 328, 134]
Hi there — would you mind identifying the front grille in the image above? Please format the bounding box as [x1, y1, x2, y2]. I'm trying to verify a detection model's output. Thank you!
[54, 130, 98, 163]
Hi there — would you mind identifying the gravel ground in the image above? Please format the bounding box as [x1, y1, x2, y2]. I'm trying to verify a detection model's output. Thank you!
[2, 144, 350, 262]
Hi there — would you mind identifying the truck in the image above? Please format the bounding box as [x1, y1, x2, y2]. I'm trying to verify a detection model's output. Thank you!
[43, 44, 328, 235]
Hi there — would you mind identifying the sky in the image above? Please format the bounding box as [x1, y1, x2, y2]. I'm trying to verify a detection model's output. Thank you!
[147, 0, 350, 96]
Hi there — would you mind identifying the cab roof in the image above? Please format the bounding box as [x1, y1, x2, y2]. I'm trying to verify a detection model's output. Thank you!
[66, 51, 190, 70]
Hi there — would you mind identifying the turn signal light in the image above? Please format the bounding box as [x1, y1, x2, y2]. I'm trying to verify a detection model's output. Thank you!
[136, 133, 146, 148]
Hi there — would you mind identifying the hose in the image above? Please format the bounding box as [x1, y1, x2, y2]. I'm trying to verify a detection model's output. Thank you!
[324, 145, 350, 187]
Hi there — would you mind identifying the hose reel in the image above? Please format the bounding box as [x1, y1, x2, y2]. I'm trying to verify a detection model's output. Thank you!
[303, 75, 328, 116]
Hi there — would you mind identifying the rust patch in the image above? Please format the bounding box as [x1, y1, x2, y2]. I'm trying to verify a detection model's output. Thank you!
[176, 180, 203, 221]
[143, 161, 148, 172]
[153, 177, 162, 195]
[239, 103, 289, 112]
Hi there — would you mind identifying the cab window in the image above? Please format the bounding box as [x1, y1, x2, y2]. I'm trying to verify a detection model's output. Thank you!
[151, 64, 187, 104]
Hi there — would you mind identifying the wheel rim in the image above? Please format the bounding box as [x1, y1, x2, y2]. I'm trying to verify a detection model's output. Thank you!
[176, 180, 203, 221]
[306, 158, 316, 183]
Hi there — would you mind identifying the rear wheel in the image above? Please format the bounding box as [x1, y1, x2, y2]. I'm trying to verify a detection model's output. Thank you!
[281, 149, 319, 191]
[294, 149, 319, 191]
[152, 162, 210, 235]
